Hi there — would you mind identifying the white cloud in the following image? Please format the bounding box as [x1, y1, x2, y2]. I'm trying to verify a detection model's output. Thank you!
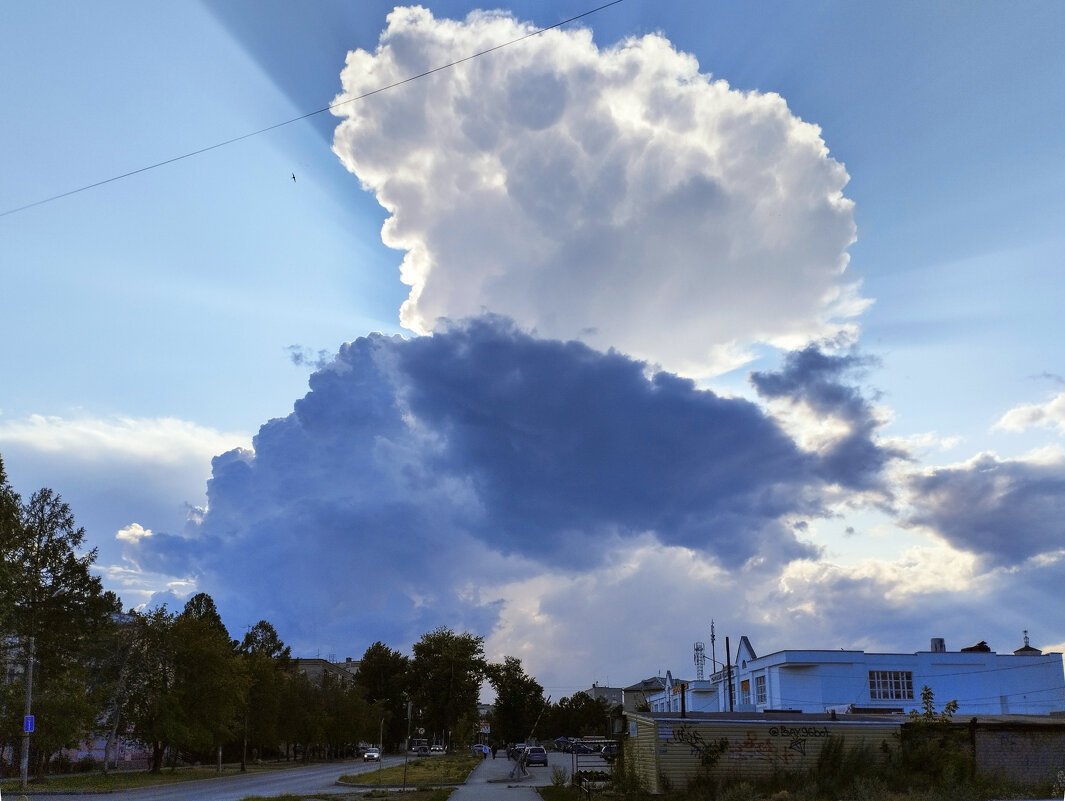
[994, 392, 1065, 435]
[116, 522, 152, 543]
[0, 414, 249, 464]
[332, 6, 865, 378]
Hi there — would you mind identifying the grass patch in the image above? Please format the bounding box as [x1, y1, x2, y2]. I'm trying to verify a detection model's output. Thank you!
[20, 761, 322, 792]
[238, 792, 455, 801]
[339, 753, 480, 788]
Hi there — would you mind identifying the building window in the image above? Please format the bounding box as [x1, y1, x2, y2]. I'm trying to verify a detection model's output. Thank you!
[740, 679, 751, 705]
[755, 675, 767, 704]
[868, 670, 913, 700]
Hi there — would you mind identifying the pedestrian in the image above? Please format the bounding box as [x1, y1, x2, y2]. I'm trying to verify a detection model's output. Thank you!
[491, 744, 497, 759]
[481, 743, 489, 759]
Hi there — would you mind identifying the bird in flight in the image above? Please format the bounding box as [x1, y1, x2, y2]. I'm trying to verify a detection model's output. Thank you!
[291, 173, 296, 182]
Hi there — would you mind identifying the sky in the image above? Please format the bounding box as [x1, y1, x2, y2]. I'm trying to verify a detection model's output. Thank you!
[2, 1, 1064, 704]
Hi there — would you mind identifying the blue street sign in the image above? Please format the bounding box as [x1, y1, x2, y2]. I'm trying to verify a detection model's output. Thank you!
[24, 715, 34, 733]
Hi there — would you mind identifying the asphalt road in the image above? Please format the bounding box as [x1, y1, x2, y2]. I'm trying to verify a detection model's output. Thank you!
[8, 756, 404, 801]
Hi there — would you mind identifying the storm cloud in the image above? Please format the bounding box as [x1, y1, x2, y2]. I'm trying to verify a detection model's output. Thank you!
[905, 450, 1065, 567]
[752, 345, 906, 491]
[124, 318, 864, 651]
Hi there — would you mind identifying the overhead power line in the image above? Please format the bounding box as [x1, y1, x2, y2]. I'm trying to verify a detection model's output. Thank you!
[1, 0, 624, 219]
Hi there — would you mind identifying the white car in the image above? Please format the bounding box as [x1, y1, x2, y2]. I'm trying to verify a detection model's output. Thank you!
[363, 747, 381, 761]
[431, 744, 445, 753]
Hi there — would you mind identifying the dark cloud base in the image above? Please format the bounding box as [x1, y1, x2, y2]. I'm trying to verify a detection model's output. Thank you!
[126, 317, 905, 653]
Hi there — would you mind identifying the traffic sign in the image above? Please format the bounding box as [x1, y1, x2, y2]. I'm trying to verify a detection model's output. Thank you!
[24, 715, 34, 733]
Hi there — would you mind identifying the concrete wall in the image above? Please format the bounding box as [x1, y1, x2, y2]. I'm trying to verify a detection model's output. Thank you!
[972, 722, 1065, 785]
[628, 713, 898, 793]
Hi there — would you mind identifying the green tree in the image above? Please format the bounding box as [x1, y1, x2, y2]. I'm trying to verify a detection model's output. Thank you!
[355, 641, 409, 751]
[0, 479, 120, 777]
[172, 594, 248, 762]
[548, 691, 611, 738]
[408, 628, 487, 745]
[239, 620, 291, 766]
[118, 606, 179, 773]
[487, 656, 545, 744]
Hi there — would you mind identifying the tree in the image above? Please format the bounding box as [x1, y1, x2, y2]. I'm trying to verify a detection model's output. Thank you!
[239, 621, 291, 766]
[171, 594, 248, 763]
[355, 641, 409, 751]
[0, 479, 120, 778]
[548, 692, 612, 738]
[116, 606, 179, 773]
[487, 656, 545, 744]
[407, 628, 487, 744]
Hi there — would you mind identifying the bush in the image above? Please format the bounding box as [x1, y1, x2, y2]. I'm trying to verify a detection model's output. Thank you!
[551, 764, 569, 787]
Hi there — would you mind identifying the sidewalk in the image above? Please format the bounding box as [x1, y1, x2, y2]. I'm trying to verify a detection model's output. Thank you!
[449, 753, 550, 801]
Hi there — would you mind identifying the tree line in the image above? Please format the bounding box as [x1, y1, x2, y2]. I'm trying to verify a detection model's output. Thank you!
[0, 455, 616, 777]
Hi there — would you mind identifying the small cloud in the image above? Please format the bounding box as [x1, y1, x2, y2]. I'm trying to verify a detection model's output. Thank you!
[116, 523, 152, 543]
[286, 345, 333, 369]
[993, 392, 1065, 435]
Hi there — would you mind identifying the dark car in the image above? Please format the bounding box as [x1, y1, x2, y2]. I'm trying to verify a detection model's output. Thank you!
[525, 745, 548, 767]
[571, 742, 594, 753]
[601, 742, 619, 762]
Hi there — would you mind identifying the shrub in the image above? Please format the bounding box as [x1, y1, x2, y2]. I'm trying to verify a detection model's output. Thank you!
[551, 764, 569, 787]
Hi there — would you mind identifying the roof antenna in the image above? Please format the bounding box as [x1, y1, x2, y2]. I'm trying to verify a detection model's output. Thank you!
[1023, 629, 1030, 647]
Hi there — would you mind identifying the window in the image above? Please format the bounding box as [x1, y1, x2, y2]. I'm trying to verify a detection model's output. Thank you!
[740, 679, 750, 705]
[868, 670, 913, 700]
[755, 675, 767, 704]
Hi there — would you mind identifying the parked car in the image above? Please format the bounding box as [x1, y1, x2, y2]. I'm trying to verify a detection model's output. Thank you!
[525, 746, 548, 767]
[601, 742, 619, 762]
[414, 745, 430, 757]
[507, 743, 529, 759]
[571, 742, 594, 754]
[363, 747, 381, 761]
[430, 744, 445, 753]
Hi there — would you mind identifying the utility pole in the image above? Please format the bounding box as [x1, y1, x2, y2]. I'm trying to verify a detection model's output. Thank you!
[725, 636, 734, 713]
[21, 635, 35, 790]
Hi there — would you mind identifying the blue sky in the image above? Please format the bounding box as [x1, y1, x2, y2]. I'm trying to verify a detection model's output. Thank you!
[2, 1, 1063, 699]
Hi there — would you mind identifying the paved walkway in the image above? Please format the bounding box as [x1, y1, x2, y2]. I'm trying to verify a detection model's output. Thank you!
[449, 753, 552, 800]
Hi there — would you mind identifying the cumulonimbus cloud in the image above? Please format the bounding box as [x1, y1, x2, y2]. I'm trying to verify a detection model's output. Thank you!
[331, 6, 865, 377]
[123, 318, 903, 653]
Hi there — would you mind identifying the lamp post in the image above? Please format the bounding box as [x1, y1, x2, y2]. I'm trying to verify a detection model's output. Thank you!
[378, 717, 384, 782]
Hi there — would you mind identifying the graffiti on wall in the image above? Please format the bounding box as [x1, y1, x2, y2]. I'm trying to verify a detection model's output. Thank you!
[668, 724, 729, 768]
[668, 724, 833, 766]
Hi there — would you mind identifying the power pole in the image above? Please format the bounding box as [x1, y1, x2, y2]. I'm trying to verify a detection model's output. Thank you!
[21, 635, 35, 790]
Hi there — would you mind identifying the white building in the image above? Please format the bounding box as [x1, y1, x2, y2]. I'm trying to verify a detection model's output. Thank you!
[647, 635, 1065, 717]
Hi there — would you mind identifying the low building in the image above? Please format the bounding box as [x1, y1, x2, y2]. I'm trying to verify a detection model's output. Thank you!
[585, 682, 623, 707]
[623, 676, 667, 713]
[293, 655, 360, 685]
[646, 635, 1065, 716]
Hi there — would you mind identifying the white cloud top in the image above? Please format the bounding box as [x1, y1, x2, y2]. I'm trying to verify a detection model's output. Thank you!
[332, 6, 865, 376]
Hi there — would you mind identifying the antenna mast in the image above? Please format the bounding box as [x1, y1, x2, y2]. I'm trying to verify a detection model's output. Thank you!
[694, 641, 706, 680]
[710, 619, 717, 672]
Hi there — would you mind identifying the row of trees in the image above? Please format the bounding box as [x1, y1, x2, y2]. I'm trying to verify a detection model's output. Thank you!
[0, 455, 613, 777]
